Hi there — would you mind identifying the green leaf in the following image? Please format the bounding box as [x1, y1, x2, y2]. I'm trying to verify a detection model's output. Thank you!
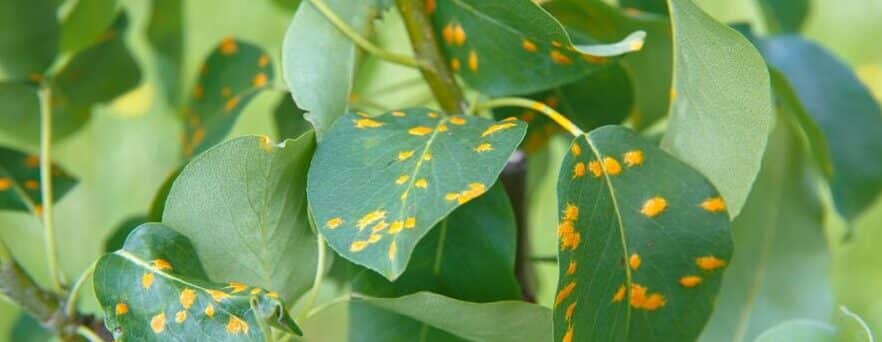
[493, 64, 633, 152]
[619, 0, 668, 15]
[757, 0, 810, 34]
[308, 108, 526, 280]
[0, 146, 77, 214]
[273, 94, 311, 140]
[660, 0, 774, 219]
[699, 118, 832, 341]
[758, 36, 882, 221]
[10, 313, 51, 342]
[183, 38, 274, 157]
[147, 0, 184, 106]
[0, 0, 58, 81]
[754, 320, 836, 342]
[94, 223, 302, 340]
[283, 0, 389, 140]
[346, 292, 551, 342]
[147, 167, 182, 222]
[104, 215, 149, 253]
[59, 0, 119, 53]
[545, 0, 673, 130]
[428, 0, 644, 96]
[270, 0, 302, 11]
[769, 68, 833, 178]
[163, 134, 317, 302]
[555, 125, 732, 341]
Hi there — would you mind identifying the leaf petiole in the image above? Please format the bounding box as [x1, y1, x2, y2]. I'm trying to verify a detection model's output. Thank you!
[65, 260, 98, 318]
[38, 85, 65, 291]
[473, 97, 585, 136]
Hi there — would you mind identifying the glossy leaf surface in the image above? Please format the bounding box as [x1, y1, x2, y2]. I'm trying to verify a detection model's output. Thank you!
[183, 38, 273, 157]
[0, 0, 58, 80]
[429, 0, 644, 96]
[555, 126, 732, 341]
[94, 223, 301, 341]
[164, 134, 317, 302]
[308, 108, 526, 279]
[0, 146, 77, 214]
[661, 0, 774, 219]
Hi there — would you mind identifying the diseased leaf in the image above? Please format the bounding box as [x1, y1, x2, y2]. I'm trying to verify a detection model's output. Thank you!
[147, 0, 184, 106]
[0, 146, 77, 214]
[493, 64, 633, 152]
[429, 0, 644, 96]
[308, 108, 526, 280]
[0, 0, 58, 81]
[183, 38, 274, 157]
[163, 134, 317, 302]
[700, 118, 832, 341]
[94, 223, 302, 341]
[59, 0, 119, 53]
[758, 35, 882, 221]
[283, 0, 390, 139]
[757, 0, 810, 34]
[273, 94, 311, 140]
[545, 0, 672, 130]
[754, 320, 836, 342]
[555, 126, 732, 341]
[661, 0, 774, 219]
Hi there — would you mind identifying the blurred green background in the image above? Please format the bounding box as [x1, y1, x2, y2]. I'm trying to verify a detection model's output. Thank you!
[0, 0, 881, 340]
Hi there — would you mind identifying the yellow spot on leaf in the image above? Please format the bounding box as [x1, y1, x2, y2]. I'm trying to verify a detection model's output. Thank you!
[572, 162, 586, 179]
[326, 217, 344, 229]
[563, 203, 579, 221]
[227, 282, 248, 293]
[555, 282, 576, 306]
[409, 126, 433, 136]
[680, 275, 702, 288]
[396, 175, 410, 185]
[25, 155, 39, 168]
[701, 197, 726, 213]
[629, 284, 666, 310]
[437, 123, 448, 132]
[250, 288, 262, 295]
[193, 84, 204, 99]
[151, 312, 166, 333]
[450, 116, 466, 125]
[225, 96, 239, 112]
[423, 153, 433, 161]
[372, 221, 388, 233]
[0, 178, 10, 191]
[115, 303, 128, 315]
[570, 144, 581, 156]
[142, 272, 155, 289]
[468, 50, 479, 71]
[368, 234, 382, 244]
[357, 210, 386, 230]
[180, 288, 196, 309]
[391, 111, 406, 117]
[252, 73, 268, 88]
[258, 54, 269, 67]
[442, 23, 455, 45]
[696, 255, 726, 271]
[522, 38, 537, 52]
[205, 303, 215, 317]
[226, 315, 249, 335]
[425, 0, 436, 14]
[388, 240, 397, 261]
[175, 310, 187, 324]
[640, 196, 667, 217]
[588, 160, 602, 177]
[389, 220, 404, 234]
[563, 326, 574, 342]
[565, 302, 577, 322]
[415, 178, 428, 188]
[398, 150, 415, 161]
[475, 143, 493, 153]
[670, 88, 677, 102]
[208, 289, 231, 302]
[481, 122, 517, 137]
[267, 291, 279, 298]
[354, 118, 384, 128]
[612, 285, 626, 302]
[629, 39, 645, 51]
[602, 157, 622, 175]
[566, 260, 577, 275]
[33, 205, 43, 216]
[448, 183, 486, 204]
[453, 24, 466, 46]
[552, 40, 563, 47]
[550, 50, 572, 65]
[350, 240, 369, 252]
[449, 58, 460, 72]
[24, 180, 38, 190]
[405, 217, 416, 229]
[219, 37, 237, 55]
[152, 259, 173, 271]
[558, 221, 581, 251]
[428, 112, 439, 118]
[445, 193, 460, 201]
[629, 253, 641, 270]
[623, 150, 644, 167]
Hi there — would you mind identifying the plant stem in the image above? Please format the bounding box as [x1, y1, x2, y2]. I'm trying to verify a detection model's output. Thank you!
[308, 0, 421, 68]
[76, 326, 104, 342]
[395, 0, 468, 114]
[38, 86, 65, 292]
[474, 97, 585, 136]
[65, 260, 97, 317]
[298, 236, 326, 321]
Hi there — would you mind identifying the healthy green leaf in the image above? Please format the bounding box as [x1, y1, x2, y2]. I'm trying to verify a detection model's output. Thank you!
[94, 223, 302, 340]
[493, 64, 633, 152]
[349, 292, 551, 342]
[308, 108, 526, 280]
[758, 35, 882, 221]
[0, 146, 77, 214]
[699, 118, 832, 341]
[183, 38, 274, 157]
[757, 0, 810, 34]
[754, 320, 836, 342]
[270, 0, 303, 11]
[0, 0, 58, 81]
[545, 0, 672, 130]
[283, 0, 389, 139]
[147, 168, 182, 222]
[555, 125, 732, 341]
[59, 0, 119, 54]
[147, 0, 184, 106]
[618, 0, 668, 15]
[769, 68, 833, 178]
[163, 134, 317, 302]
[428, 0, 644, 96]
[273, 94, 311, 140]
[104, 215, 149, 253]
[661, 0, 774, 219]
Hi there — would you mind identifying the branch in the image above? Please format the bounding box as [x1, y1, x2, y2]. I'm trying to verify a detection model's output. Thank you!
[38, 85, 65, 291]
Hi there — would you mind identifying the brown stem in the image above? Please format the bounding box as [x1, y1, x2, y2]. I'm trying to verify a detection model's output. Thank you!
[501, 151, 536, 302]
[395, 0, 468, 114]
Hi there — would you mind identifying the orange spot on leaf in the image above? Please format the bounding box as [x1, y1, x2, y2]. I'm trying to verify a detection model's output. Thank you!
[326, 217, 344, 229]
[354, 118, 384, 128]
[522, 38, 537, 52]
[640, 196, 667, 217]
[409, 126, 434, 136]
[629, 253, 641, 270]
[701, 197, 726, 213]
[623, 150, 644, 167]
[550, 50, 572, 65]
[481, 122, 517, 137]
[219, 37, 238, 55]
[555, 282, 576, 306]
[180, 288, 197, 309]
[151, 312, 166, 333]
[115, 303, 128, 315]
[696, 255, 726, 271]
[680, 275, 702, 288]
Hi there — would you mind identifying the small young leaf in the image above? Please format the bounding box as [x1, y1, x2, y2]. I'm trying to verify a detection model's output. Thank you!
[661, 0, 774, 219]
[555, 126, 732, 341]
[308, 108, 526, 280]
[0, 146, 77, 214]
[59, 0, 119, 54]
[183, 38, 274, 157]
[0, 0, 58, 81]
[147, 0, 184, 106]
[94, 223, 302, 340]
[429, 0, 644, 96]
[163, 134, 317, 302]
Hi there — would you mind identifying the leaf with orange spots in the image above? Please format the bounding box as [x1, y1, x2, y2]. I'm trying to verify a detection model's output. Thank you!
[429, 0, 644, 96]
[308, 108, 526, 280]
[555, 126, 732, 341]
[183, 38, 274, 157]
[0, 146, 77, 215]
[94, 223, 302, 340]
[163, 134, 317, 302]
